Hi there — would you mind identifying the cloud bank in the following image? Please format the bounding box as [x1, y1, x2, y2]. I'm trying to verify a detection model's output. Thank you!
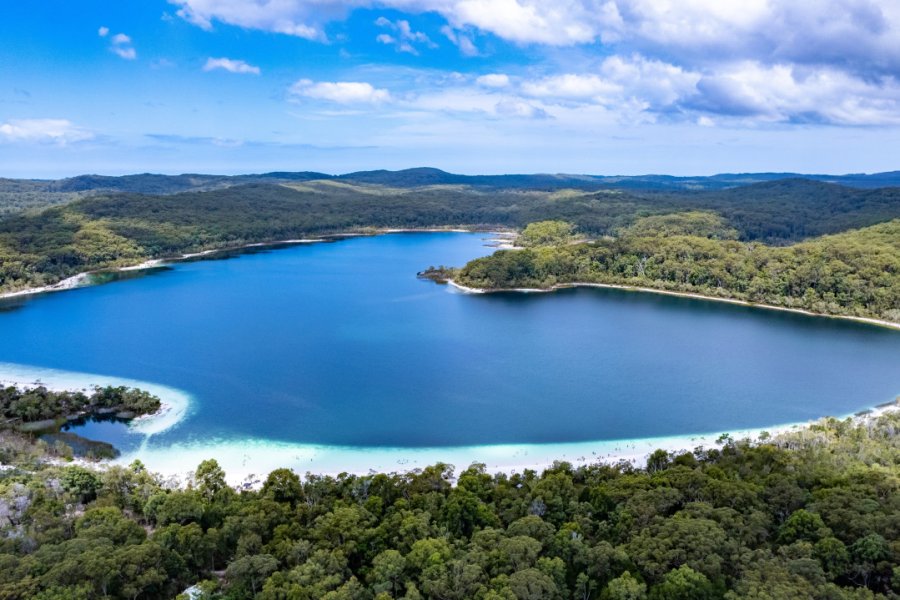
[0, 119, 94, 145]
[167, 0, 900, 126]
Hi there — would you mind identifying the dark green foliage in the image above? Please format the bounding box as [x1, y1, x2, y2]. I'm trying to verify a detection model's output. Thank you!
[517, 220, 576, 247]
[454, 219, 900, 321]
[2, 177, 900, 294]
[0, 409, 897, 599]
[0, 385, 161, 424]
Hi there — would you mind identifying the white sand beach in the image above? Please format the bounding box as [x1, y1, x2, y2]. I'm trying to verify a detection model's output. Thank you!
[0, 362, 191, 437]
[2, 360, 896, 486]
[0, 228, 493, 302]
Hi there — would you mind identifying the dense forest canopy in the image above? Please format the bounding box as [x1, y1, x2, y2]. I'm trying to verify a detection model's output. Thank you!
[446, 217, 900, 322]
[2, 177, 900, 296]
[0, 408, 898, 599]
[4, 168, 900, 212]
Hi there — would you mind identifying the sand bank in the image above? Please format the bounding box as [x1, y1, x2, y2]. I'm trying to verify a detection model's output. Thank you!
[0, 362, 191, 437]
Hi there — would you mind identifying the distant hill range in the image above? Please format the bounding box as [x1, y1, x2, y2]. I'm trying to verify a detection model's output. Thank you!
[4, 167, 900, 196]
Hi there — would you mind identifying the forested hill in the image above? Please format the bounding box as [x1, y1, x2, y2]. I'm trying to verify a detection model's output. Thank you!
[2, 178, 900, 295]
[3, 168, 900, 218]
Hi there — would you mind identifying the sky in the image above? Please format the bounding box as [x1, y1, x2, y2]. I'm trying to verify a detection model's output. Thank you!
[1, 0, 900, 178]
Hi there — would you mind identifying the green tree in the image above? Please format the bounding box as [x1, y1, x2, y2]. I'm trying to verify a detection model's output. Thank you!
[262, 468, 304, 506]
[519, 221, 575, 248]
[649, 565, 720, 600]
[370, 549, 406, 596]
[194, 459, 227, 502]
[604, 572, 647, 600]
[226, 553, 279, 596]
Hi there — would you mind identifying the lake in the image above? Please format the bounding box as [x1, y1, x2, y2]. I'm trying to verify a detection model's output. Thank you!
[1, 232, 898, 479]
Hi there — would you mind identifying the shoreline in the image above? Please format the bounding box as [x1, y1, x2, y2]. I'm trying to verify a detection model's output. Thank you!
[445, 279, 900, 331]
[118, 399, 898, 485]
[0, 239, 326, 301]
[1, 230, 897, 482]
[0, 227, 511, 302]
[0, 362, 191, 438]
[1, 361, 895, 484]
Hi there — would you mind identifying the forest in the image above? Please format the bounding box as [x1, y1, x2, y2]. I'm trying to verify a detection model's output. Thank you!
[0, 406, 897, 599]
[2, 177, 900, 296]
[442, 217, 900, 322]
[0, 385, 161, 426]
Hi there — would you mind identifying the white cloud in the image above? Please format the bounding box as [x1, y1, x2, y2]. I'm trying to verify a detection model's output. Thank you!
[112, 46, 137, 60]
[398, 83, 550, 120]
[0, 119, 94, 145]
[523, 55, 700, 106]
[166, 0, 900, 126]
[516, 56, 900, 125]
[203, 57, 261, 74]
[170, 0, 347, 40]
[494, 98, 548, 119]
[375, 16, 435, 54]
[168, 0, 900, 72]
[289, 79, 391, 104]
[515, 55, 703, 121]
[434, 0, 597, 45]
[691, 62, 900, 125]
[476, 73, 510, 88]
[602, 0, 900, 75]
[522, 73, 620, 100]
[105, 30, 137, 60]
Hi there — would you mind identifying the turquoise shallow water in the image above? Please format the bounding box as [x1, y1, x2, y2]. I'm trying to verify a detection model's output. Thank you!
[1, 232, 898, 457]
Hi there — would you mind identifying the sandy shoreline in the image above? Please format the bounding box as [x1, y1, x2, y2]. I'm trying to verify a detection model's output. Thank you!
[1, 360, 896, 484]
[446, 279, 900, 331]
[1, 230, 897, 483]
[0, 363, 191, 438]
[0, 238, 328, 301]
[111, 399, 900, 485]
[0, 227, 509, 302]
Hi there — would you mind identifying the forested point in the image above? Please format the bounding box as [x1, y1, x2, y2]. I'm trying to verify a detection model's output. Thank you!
[0, 385, 161, 426]
[2, 178, 900, 295]
[0, 407, 898, 599]
[450, 217, 900, 323]
[0, 385, 163, 461]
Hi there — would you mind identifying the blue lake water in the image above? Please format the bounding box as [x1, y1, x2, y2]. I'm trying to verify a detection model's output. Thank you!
[1, 232, 899, 460]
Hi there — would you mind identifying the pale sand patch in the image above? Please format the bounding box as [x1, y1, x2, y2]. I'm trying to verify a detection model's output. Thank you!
[0, 228, 501, 301]
[0, 239, 326, 301]
[2, 361, 895, 486]
[113, 401, 898, 486]
[0, 362, 191, 437]
[444, 279, 900, 331]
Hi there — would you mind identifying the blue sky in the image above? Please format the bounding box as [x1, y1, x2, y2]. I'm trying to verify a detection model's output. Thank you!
[2, 0, 900, 177]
